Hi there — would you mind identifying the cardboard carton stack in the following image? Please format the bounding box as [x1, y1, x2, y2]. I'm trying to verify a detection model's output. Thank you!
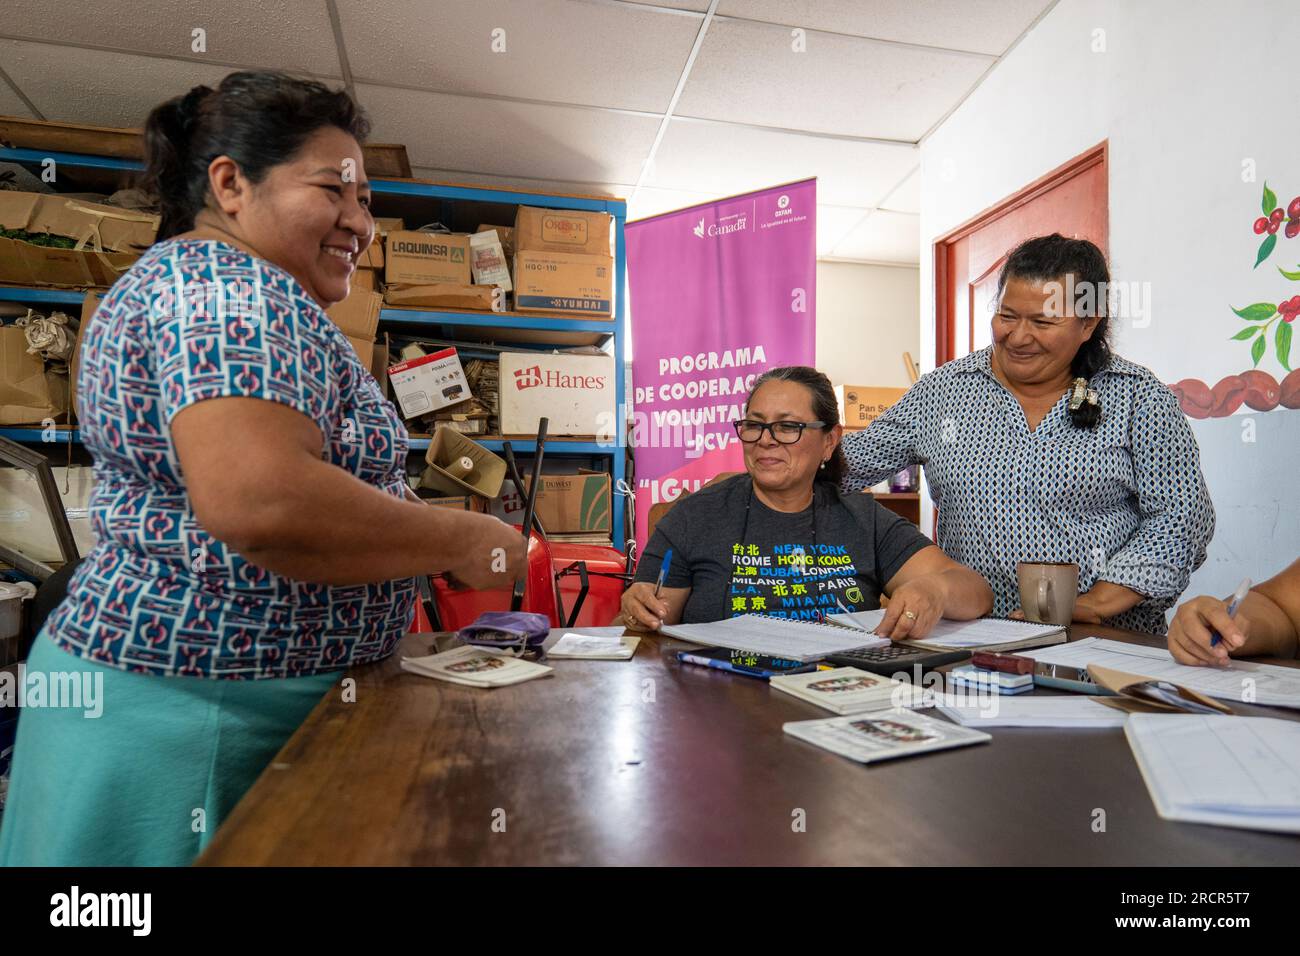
[513, 207, 613, 318]
[0, 191, 157, 288]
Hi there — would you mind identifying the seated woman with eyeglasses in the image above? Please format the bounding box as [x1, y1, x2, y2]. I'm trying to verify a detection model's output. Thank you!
[619, 366, 993, 639]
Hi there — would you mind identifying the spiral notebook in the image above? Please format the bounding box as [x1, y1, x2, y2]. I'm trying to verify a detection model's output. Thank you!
[659, 614, 887, 663]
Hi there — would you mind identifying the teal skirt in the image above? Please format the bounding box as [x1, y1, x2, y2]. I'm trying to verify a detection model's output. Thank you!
[0, 633, 340, 866]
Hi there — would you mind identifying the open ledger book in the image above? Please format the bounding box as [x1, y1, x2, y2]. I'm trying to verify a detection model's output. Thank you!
[660, 614, 885, 663]
[828, 609, 1066, 653]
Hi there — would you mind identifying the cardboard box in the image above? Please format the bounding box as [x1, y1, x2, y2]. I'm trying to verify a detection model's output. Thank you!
[835, 385, 909, 429]
[385, 231, 471, 286]
[515, 206, 611, 256]
[388, 347, 471, 419]
[350, 267, 376, 292]
[345, 335, 374, 369]
[326, 288, 381, 339]
[513, 250, 613, 317]
[373, 217, 405, 237]
[69, 292, 101, 424]
[0, 191, 158, 288]
[498, 351, 615, 440]
[421, 493, 489, 513]
[421, 428, 507, 498]
[384, 284, 500, 312]
[370, 334, 389, 396]
[0, 324, 70, 425]
[357, 239, 384, 270]
[491, 471, 611, 534]
[476, 224, 515, 260]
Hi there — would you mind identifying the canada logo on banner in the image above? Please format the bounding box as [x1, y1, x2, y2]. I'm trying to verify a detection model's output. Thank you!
[625, 179, 817, 554]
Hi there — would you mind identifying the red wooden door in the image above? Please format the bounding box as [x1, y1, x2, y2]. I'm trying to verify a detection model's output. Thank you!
[935, 143, 1109, 365]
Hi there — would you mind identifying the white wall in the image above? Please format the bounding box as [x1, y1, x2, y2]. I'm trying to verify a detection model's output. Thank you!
[918, 0, 1300, 609]
[816, 261, 919, 389]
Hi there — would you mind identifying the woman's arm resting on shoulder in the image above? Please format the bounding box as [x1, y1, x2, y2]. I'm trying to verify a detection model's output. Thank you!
[172, 396, 525, 588]
[877, 544, 994, 640]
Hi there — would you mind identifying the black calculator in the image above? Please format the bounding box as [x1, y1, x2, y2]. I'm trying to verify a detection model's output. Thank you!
[824, 642, 971, 676]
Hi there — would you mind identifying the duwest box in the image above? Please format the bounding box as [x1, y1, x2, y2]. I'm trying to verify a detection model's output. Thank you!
[385, 231, 471, 286]
[513, 250, 613, 317]
[835, 385, 909, 429]
[388, 347, 471, 419]
[497, 351, 615, 439]
[514, 206, 611, 256]
[490, 471, 611, 534]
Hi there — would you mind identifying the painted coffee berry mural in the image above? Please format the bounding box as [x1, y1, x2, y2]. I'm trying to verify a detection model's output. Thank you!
[1168, 181, 1300, 417]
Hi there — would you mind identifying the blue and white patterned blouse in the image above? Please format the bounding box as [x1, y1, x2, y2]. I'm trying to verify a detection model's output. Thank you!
[43, 238, 415, 678]
[840, 347, 1215, 634]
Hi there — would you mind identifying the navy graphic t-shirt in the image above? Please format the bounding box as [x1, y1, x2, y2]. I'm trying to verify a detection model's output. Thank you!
[636, 475, 931, 624]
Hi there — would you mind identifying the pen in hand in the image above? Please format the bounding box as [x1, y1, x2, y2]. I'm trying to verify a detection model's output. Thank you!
[1210, 577, 1251, 649]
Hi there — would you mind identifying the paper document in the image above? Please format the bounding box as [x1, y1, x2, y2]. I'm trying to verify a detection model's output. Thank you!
[401, 645, 552, 687]
[1125, 714, 1300, 833]
[660, 614, 885, 662]
[1021, 638, 1300, 708]
[936, 693, 1128, 728]
[828, 610, 1065, 651]
[549, 628, 639, 660]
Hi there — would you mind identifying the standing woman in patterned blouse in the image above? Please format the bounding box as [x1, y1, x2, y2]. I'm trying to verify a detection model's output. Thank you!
[841, 235, 1215, 635]
[0, 72, 526, 866]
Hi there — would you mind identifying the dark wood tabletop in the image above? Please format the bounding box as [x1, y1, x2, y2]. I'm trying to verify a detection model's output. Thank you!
[196, 624, 1300, 866]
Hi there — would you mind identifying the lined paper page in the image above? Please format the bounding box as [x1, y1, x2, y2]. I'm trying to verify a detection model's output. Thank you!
[661, 615, 886, 662]
[829, 610, 1062, 648]
[1022, 638, 1300, 708]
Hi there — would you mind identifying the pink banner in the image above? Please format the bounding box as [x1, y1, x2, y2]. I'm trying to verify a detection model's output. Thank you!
[626, 179, 817, 554]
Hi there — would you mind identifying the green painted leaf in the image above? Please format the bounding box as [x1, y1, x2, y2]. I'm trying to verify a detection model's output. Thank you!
[1280, 264, 1300, 281]
[1256, 232, 1277, 268]
[1232, 302, 1277, 321]
[1278, 320, 1294, 371]
[1231, 326, 1261, 340]
[1263, 182, 1277, 215]
[1252, 334, 1267, 366]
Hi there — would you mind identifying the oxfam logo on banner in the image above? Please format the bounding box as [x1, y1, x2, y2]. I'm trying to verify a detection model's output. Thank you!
[778, 194, 790, 209]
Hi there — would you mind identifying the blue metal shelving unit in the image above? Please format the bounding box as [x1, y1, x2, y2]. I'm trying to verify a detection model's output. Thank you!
[0, 146, 629, 548]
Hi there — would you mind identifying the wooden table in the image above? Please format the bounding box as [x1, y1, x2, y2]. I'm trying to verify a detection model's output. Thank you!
[197, 625, 1300, 866]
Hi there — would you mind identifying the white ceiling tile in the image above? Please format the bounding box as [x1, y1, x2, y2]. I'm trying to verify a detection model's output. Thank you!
[0, 40, 242, 129]
[879, 166, 920, 213]
[0, 81, 35, 119]
[338, 0, 696, 113]
[830, 209, 919, 263]
[716, 0, 1053, 56]
[627, 185, 717, 221]
[629, 0, 713, 11]
[676, 16, 992, 140]
[816, 205, 869, 258]
[1, 0, 342, 76]
[410, 166, 628, 203]
[358, 83, 659, 185]
[647, 118, 918, 207]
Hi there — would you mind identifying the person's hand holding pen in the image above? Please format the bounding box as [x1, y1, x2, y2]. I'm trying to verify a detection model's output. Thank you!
[620, 549, 673, 631]
[1167, 578, 1252, 667]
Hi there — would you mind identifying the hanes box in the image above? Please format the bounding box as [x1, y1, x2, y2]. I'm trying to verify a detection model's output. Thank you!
[385, 231, 470, 286]
[498, 351, 615, 439]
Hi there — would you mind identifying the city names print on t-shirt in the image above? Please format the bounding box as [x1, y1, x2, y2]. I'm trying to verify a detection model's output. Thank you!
[728, 542, 864, 621]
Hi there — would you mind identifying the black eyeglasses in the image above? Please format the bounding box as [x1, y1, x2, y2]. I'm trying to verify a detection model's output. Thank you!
[733, 419, 826, 444]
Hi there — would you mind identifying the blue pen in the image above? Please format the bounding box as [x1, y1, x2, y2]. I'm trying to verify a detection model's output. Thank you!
[654, 548, 673, 599]
[1210, 578, 1252, 647]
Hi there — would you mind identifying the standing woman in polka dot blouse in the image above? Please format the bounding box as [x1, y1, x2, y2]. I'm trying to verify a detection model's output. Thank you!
[0, 72, 526, 866]
[841, 235, 1215, 635]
